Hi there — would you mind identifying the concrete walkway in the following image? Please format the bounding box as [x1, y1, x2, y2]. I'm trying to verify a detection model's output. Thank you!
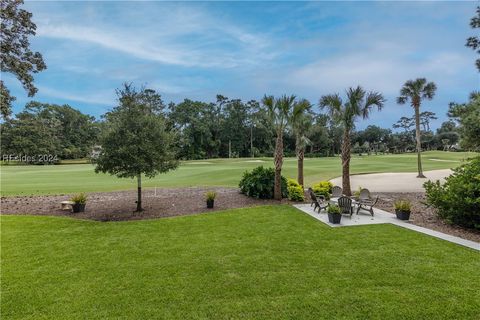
[293, 204, 479, 251]
[329, 169, 453, 193]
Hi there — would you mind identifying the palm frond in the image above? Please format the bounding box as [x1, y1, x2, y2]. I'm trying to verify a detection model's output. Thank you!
[422, 82, 437, 100]
[363, 91, 385, 119]
[319, 94, 342, 120]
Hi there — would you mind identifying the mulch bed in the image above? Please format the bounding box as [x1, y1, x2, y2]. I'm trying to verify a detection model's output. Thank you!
[375, 192, 480, 243]
[0, 187, 293, 222]
[2, 188, 478, 243]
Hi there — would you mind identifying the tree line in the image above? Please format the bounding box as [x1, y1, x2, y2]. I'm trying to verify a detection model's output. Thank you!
[1, 89, 478, 162]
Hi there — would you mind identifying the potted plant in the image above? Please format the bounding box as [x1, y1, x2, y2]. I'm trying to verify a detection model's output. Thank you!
[205, 191, 216, 209]
[353, 186, 363, 199]
[71, 193, 87, 213]
[394, 199, 411, 220]
[327, 204, 342, 224]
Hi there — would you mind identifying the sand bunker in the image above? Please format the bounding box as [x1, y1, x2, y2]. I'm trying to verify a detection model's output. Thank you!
[428, 159, 460, 162]
[329, 169, 453, 193]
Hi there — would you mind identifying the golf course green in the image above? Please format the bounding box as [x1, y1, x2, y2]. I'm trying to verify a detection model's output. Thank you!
[1, 151, 477, 196]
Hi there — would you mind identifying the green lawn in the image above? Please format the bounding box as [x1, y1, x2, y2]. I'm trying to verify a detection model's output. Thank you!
[1, 206, 479, 319]
[0, 151, 477, 196]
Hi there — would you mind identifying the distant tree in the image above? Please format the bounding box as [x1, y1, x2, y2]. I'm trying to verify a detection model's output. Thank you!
[0, 0, 46, 119]
[291, 99, 313, 187]
[168, 99, 217, 159]
[221, 98, 251, 157]
[320, 86, 385, 196]
[448, 92, 480, 151]
[262, 95, 296, 200]
[393, 116, 415, 133]
[1, 103, 61, 162]
[1, 102, 98, 161]
[466, 6, 480, 71]
[419, 111, 437, 131]
[95, 84, 178, 212]
[435, 120, 459, 150]
[308, 114, 331, 156]
[397, 78, 437, 178]
[355, 125, 392, 147]
[437, 120, 457, 134]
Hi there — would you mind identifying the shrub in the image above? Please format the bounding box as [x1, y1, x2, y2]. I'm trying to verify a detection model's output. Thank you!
[287, 179, 305, 201]
[353, 186, 363, 197]
[394, 199, 411, 212]
[71, 193, 87, 204]
[312, 181, 333, 199]
[327, 204, 341, 214]
[424, 156, 480, 230]
[239, 166, 288, 199]
[205, 191, 216, 201]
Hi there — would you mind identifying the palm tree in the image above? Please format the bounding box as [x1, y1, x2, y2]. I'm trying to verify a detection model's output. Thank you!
[291, 99, 313, 187]
[262, 94, 296, 200]
[397, 78, 437, 178]
[320, 86, 385, 196]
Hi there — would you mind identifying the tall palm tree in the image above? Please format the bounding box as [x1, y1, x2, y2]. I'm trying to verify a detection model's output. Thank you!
[397, 78, 437, 178]
[291, 99, 313, 187]
[320, 86, 385, 196]
[262, 94, 296, 200]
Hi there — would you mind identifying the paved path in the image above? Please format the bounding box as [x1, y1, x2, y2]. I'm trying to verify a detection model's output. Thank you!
[329, 169, 453, 192]
[293, 204, 479, 251]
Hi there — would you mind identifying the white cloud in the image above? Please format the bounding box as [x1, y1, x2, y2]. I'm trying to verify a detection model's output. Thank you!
[37, 85, 114, 106]
[34, 4, 272, 69]
[283, 47, 473, 97]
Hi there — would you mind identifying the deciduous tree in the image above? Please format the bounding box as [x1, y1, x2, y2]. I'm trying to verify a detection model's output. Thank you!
[0, 0, 46, 119]
[95, 84, 178, 212]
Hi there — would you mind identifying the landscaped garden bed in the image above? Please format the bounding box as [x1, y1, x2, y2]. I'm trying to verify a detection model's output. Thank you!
[0, 187, 296, 221]
[376, 192, 480, 242]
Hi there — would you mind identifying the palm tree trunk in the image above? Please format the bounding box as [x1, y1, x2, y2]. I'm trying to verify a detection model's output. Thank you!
[414, 105, 425, 178]
[136, 173, 143, 212]
[341, 129, 352, 196]
[274, 131, 284, 200]
[297, 145, 305, 187]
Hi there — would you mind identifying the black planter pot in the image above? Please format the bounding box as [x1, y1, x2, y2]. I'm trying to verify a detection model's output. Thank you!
[395, 209, 410, 220]
[328, 212, 342, 224]
[72, 203, 86, 213]
[206, 199, 214, 209]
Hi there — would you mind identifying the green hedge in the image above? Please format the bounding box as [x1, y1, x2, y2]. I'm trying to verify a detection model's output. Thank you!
[239, 166, 288, 199]
[424, 156, 480, 230]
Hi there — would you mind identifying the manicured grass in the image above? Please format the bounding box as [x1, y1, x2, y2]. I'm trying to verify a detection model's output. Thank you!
[0, 151, 477, 196]
[1, 206, 479, 319]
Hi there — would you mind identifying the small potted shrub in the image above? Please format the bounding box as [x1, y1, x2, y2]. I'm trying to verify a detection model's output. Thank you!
[71, 193, 87, 213]
[394, 199, 411, 220]
[327, 204, 342, 224]
[205, 191, 216, 209]
[353, 186, 363, 199]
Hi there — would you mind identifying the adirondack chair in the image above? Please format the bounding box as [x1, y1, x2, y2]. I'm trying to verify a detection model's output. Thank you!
[358, 188, 371, 201]
[331, 186, 343, 199]
[337, 196, 354, 218]
[308, 188, 328, 213]
[356, 195, 379, 216]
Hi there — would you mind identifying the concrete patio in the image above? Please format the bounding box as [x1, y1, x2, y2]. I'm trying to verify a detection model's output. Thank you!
[293, 203, 480, 251]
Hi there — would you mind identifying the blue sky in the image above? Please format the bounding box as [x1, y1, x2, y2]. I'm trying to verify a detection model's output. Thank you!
[4, 1, 479, 130]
